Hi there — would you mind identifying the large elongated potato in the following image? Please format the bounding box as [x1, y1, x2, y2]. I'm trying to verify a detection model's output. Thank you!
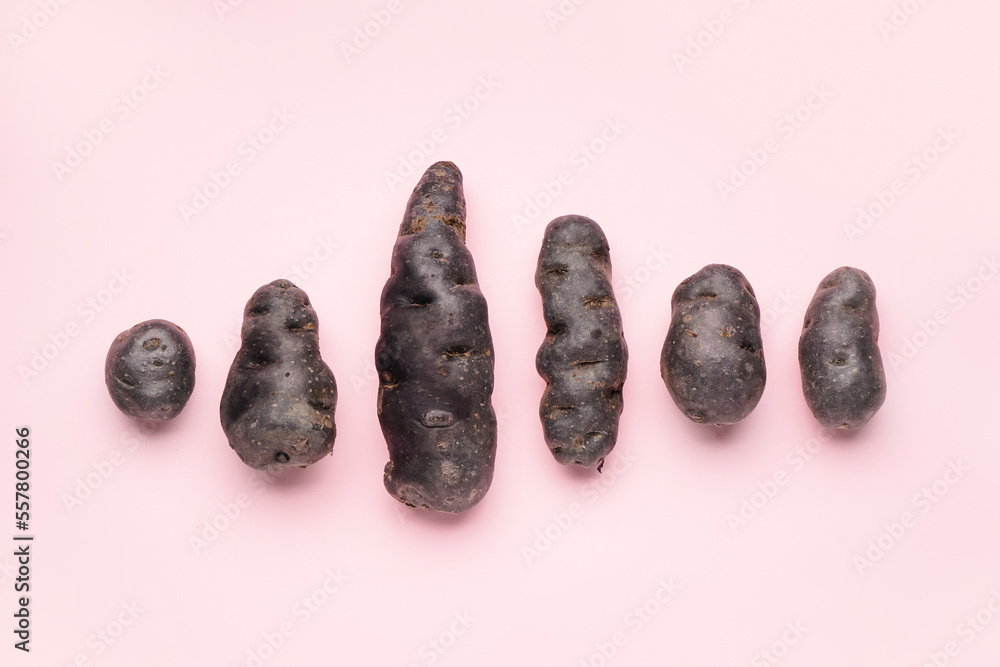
[660, 264, 766, 425]
[798, 266, 886, 429]
[535, 215, 627, 469]
[375, 161, 496, 513]
[220, 280, 337, 471]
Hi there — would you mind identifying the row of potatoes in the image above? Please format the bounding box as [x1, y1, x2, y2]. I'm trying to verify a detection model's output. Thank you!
[103, 162, 886, 514]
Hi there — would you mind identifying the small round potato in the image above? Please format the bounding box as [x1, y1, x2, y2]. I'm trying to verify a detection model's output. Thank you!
[105, 319, 196, 422]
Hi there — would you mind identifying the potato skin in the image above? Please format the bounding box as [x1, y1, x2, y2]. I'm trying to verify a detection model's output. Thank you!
[375, 161, 496, 513]
[535, 215, 627, 468]
[105, 319, 195, 421]
[220, 280, 337, 471]
[660, 264, 766, 425]
[798, 266, 886, 430]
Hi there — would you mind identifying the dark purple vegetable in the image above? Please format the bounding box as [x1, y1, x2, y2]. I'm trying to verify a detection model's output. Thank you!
[660, 264, 765, 425]
[105, 319, 196, 422]
[375, 161, 496, 513]
[535, 214, 627, 469]
[799, 266, 886, 429]
[220, 280, 337, 471]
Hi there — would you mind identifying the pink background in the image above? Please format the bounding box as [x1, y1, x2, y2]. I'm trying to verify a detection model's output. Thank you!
[3, 1, 1000, 665]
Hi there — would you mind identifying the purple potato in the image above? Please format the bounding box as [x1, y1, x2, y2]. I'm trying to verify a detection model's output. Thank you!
[221, 280, 337, 471]
[535, 214, 627, 469]
[105, 319, 196, 422]
[799, 267, 886, 429]
[660, 264, 766, 425]
[375, 161, 496, 513]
